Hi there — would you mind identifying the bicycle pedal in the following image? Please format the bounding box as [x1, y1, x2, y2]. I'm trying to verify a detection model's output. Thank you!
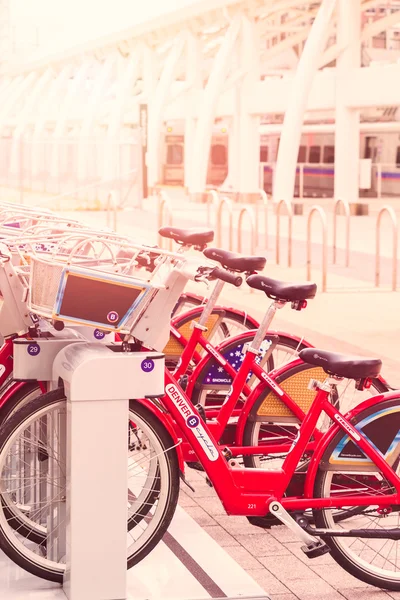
[194, 403, 206, 422]
[301, 540, 330, 559]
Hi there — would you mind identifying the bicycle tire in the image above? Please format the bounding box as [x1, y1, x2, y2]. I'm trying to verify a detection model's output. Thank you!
[313, 396, 400, 590]
[0, 389, 179, 582]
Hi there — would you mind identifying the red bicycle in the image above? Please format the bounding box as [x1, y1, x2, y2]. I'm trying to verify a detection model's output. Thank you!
[3, 336, 400, 589]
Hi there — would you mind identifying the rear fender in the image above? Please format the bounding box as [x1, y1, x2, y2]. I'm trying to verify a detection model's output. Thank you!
[134, 397, 185, 474]
[303, 389, 400, 498]
[274, 331, 313, 349]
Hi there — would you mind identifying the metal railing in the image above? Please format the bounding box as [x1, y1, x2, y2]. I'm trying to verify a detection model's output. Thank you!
[375, 205, 398, 291]
[216, 196, 233, 250]
[307, 205, 328, 292]
[333, 198, 350, 267]
[206, 189, 220, 227]
[106, 191, 118, 231]
[276, 199, 293, 267]
[237, 207, 256, 254]
[157, 192, 173, 251]
[255, 189, 269, 250]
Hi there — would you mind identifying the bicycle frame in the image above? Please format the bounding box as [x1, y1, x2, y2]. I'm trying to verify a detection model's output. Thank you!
[162, 370, 400, 515]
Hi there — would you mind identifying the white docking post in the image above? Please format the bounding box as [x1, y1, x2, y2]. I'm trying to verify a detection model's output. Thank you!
[52, 342, 165, 600]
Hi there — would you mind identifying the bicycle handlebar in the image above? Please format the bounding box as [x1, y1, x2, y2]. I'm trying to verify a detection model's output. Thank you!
[211, 267, 242, 287]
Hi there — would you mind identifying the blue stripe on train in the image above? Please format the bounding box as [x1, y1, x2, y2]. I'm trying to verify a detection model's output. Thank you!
[263, 166, 400, 180]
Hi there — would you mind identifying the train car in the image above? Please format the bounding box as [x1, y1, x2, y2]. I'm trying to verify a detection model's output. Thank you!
[162, 121, 228, 187]
[260, 127, 400, 197]
[161, 119, 400, 197]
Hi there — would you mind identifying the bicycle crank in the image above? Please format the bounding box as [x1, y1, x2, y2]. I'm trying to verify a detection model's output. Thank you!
[269, 501, 330, 559]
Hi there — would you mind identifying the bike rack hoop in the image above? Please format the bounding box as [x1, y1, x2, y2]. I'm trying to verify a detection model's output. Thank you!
[206, 189, 220, 227]
[157, 192, 173, 251]
[307, 205, 328, 293]
[333, 198, 350, 267]
[375, 205, 398, 291]
[106, 191, 118, 232]
[237, 206, 256, 254]
[275, 199, 293, 267]
[255, 189, 269, 250]
[216, 196, 233, 250]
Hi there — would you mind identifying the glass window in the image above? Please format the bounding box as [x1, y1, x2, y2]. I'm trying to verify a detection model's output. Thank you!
[396, 146, 400, 167]
[166, 144, 183, 165]
[260, 146, 269, 162]
[298, 146, 307, 162]
[211, 144, 227, 166]
[309, 146, 321, 164]
[323, 146, 335, 163]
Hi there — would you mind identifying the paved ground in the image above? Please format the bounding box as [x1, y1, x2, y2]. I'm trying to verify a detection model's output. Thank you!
[4, 188, 400, 599]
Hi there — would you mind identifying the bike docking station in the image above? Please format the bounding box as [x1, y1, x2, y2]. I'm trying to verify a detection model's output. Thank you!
[5, 335, 270, 600]
[53, 342, 165, 600]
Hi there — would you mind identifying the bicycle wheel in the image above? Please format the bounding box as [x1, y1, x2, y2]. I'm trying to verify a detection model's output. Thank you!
[0, 389, 179, 582]
[0, 381, 42, 424]
[0, 381, 45, 544]
[243, 361, 389, 470]
[313, 396, 400, 590]
[190, 333, 309, 409]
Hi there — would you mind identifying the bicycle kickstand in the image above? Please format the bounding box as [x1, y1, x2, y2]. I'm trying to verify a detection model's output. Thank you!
[269, 501, 330, 559]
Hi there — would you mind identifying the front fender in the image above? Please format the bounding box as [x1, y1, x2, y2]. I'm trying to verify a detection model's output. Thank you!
[134, 397, 185, 474]
[303, 389, 400, 498]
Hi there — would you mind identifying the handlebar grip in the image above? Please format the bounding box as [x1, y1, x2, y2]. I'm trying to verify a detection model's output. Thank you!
[212, 267, 242, 287]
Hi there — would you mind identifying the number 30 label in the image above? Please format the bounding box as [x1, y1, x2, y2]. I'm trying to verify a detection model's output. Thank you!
[141, 359, 155, 373]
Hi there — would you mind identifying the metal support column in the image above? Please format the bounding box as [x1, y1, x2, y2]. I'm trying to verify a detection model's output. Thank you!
[273, 0, 336, 203]
[237, 17, 261, 203]
[334, 0, 361, 205]
[189, 17, 241, 196]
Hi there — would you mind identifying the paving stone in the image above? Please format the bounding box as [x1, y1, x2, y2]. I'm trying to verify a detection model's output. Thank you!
[184, 482, 216, 499]
[202, 524, 240, 547]
[245, 568, 292, 595]
[178, 490, 197, 507]
[198, 496, 227, 517]
[183, 505, 217, 527]
[341, 590, 393, 600]
[224, 545, 264, 570]
[269, 525, 301, 543]
[214, 514, 264, 536]
[269, 595, 298, 600]
[311, 564, 371, 589]
[258, 554, 320, 582]
[235, 533, 291, 557]
[283, 542, 335, 565]
[283, 578, 341, 597]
